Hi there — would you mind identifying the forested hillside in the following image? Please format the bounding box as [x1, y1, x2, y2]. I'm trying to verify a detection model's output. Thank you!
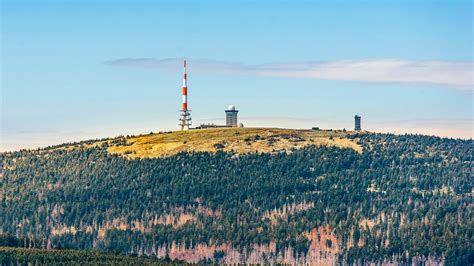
[0, 246, 174, 265]
[1, 129, 473, 264]
[0, 234, 178, 265]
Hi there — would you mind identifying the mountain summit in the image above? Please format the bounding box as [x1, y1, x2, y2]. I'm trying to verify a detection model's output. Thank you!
[1, 129, 472, 264]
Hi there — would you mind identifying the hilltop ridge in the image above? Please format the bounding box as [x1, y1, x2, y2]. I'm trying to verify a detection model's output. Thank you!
[3, 128, 363, 157]
[107, 128, 362, 159]
[23, 127, 363, 159]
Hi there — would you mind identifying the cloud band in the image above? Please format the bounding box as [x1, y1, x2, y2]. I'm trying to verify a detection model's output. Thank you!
[106, 58, 473, 89]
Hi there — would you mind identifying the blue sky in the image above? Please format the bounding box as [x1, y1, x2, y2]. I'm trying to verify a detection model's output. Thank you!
[1, 0, 473, 151]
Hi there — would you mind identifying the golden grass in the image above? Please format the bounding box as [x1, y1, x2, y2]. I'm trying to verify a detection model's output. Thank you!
[107, 127, 362, 159]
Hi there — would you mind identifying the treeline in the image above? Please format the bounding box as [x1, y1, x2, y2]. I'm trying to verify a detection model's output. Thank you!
[0, 234, 182, 265]
[1, 132, 473, 264]
[0, 246, 179, 265]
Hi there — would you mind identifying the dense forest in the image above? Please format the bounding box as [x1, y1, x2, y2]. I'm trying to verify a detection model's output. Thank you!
[1, 131, 473, 264]
[0, 235, 178, 265]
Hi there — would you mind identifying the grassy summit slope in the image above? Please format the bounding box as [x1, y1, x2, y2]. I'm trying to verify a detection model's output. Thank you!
[107, 127, 362, 159]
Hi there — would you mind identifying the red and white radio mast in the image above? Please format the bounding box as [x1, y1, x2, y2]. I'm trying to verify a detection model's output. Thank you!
[179, 60, 192, 130]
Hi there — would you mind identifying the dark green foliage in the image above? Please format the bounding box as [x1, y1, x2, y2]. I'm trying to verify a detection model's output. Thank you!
[0, 246, 179, 265]
[1, 133, 472, 263]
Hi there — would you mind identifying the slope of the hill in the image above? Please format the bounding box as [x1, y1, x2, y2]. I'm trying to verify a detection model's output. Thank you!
[53, 127, 362, 158]
[1, 129, 473, 264]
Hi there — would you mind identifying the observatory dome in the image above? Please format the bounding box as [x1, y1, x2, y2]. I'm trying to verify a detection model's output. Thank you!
[228, 105, 236, 111]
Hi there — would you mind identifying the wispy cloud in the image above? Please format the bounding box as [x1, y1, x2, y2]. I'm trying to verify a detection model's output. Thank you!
[106, 58, 474, 89]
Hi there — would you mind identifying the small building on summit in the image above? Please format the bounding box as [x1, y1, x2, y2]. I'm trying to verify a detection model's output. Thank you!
[225, 105, 239, 127]
[354, 115, 361, 131]
[195, 105, 242, 129]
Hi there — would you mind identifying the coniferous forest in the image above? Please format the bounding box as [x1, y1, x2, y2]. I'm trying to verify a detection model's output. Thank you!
[1, 132, 473, 264]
